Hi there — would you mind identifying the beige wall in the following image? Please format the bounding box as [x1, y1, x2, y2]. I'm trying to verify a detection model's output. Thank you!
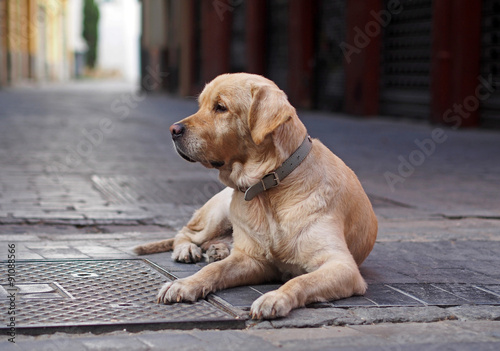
[0, 0, 69, 86]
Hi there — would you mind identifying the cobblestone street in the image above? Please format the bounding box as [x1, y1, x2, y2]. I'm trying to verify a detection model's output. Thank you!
[1, 81, 500, 350]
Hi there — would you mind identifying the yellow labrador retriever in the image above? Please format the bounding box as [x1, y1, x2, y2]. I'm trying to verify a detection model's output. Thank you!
[135, 73, 378, 319]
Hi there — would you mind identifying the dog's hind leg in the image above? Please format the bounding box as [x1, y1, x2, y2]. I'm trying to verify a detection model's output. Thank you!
[172, 187, 233, 263]
[133, 187, 233, 262]
[201, 235, 233, 263]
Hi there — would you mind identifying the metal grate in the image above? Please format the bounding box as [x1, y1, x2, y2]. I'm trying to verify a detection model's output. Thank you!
[0, 260, 242, 334]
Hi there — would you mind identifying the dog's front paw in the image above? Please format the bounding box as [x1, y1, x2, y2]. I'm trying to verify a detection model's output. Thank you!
[156, 279, 206, 304]
[250, 290, 294, 319]
[173, 243, 202, 263]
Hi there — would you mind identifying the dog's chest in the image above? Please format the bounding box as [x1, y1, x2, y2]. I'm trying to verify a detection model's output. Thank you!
[232, 195, 283, 239]
[273, 260, 308, 281]
[231, 195, 306, 268]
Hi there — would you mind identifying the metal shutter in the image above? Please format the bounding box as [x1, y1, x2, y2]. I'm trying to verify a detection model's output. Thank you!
[266, 0, 289, 91]
[380, 0, 433, 119]
[230, 1, 246, 73]
[313, 0, 346, 111]
[481, 0, 500, 126]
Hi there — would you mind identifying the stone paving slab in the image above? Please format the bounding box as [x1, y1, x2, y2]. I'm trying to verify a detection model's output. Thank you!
[213, 283, 500, 311]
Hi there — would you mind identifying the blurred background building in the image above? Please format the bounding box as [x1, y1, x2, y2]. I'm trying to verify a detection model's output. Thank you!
[0, 0, 140, 85]
[141, 0, 500, 128]
[97, 0, 140, 82]
[0, 0, 70, 85]
[0, 0, 499, 128]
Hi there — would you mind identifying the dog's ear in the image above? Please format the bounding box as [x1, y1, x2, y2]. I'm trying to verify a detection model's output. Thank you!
[248, 85, 296, 145]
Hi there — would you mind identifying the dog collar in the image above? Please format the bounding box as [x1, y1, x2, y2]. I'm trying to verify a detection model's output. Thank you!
[241, 134, 313, 201]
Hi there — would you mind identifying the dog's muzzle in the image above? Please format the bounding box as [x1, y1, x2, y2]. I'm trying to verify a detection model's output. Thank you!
[169, 122, 224, 168]
[169, 123, 195, 162]
[174, 144, 196, 163]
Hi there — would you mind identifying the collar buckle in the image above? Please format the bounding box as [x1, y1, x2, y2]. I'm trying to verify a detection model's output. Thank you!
[243, 134, 312, 201]
[261, 172, 280, 191]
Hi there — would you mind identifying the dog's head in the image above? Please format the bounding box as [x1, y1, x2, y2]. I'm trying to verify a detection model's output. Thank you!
[170, 73, 307, 190]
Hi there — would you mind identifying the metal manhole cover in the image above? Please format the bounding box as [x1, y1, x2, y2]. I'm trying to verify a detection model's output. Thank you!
[0, 259, 243, 334]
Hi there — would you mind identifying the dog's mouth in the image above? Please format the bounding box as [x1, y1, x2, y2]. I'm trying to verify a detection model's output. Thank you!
[174, 145, 225, 169]
[174, 145, 196, 163]
[209, 160, 225, 168]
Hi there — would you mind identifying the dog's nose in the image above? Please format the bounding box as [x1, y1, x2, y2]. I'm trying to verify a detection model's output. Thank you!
[170, 123, 185, 139]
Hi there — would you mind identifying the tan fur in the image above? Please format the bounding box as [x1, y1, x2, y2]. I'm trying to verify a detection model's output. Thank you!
[142, 73, 378, 319]
[133, 238, 174, 256]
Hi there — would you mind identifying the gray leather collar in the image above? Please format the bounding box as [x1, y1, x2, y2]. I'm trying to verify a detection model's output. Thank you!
[242, 135, 313, 201]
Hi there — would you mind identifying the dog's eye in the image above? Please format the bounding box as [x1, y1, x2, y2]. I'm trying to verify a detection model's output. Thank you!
[215, 103, 228, 113]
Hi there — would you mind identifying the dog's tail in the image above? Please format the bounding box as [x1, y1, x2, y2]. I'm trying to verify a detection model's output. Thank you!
[133, 238, 175, 255]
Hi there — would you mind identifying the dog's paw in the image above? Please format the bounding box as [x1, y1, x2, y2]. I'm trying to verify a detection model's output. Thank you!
[250, 290, 294, 319]
[156, 279, 206, 304]
[206, 243, 231, 263]
[173, 243, 202, 263]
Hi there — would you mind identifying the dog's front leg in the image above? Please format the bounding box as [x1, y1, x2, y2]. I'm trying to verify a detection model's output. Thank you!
[157, 249, 274, 303]
[250, 253, 366, 319]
